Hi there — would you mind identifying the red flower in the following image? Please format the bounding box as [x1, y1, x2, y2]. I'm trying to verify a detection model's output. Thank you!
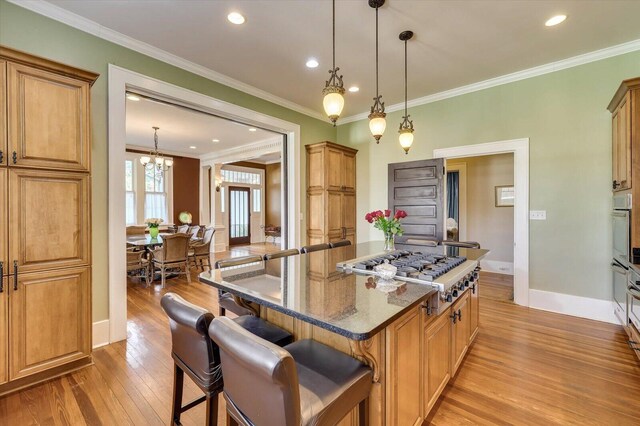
[375, 210, 384, 218]
[384, 209, 391, 217]
[394, 210, 407, 220]
[365, 212, 373, 223]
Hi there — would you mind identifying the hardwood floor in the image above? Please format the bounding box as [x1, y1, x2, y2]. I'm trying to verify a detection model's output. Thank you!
[1, 255, 639, 425]
[480, 271, 514, 302]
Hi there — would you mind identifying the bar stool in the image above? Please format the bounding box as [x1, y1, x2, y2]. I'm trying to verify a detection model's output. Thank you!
[209, 317, 373, 426]
[300, 243, 331, 253]
[329, 240, 352, 248]
[214, 255, 264, 317]
[160, 293, 293, 426]
[263, 248, 300, 260]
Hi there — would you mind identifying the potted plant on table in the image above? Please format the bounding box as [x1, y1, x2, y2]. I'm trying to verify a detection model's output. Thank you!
[365, 209, 407, 251]
[145, 218, 163, 239]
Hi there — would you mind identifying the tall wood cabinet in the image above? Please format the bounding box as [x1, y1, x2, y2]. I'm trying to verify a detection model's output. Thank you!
[0, 46, 97, 395]
[306, 141, 357, 245]
[609, 78, 639, 193]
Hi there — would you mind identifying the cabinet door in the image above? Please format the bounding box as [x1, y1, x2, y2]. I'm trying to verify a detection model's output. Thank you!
[9, 169, 90, 274]
[451, 292, 470, 375]
[0, 169, 7, 274]
[9, 267, 91, 380]
[326, 148, 343, 191]
[0, 60, 6, 167]
[0, 274, 6, 385]
[341, 192, 356, 240]
[386, 307, 423, 426]
[423, 311, 451, 416]
[7, 62, 90, 171]
[327, 191, 343, 238]
[618, 95, 631, 191]
[469, 280, 480, 343]
[307, 146, 325, 192]
[341, 151, 356, 192]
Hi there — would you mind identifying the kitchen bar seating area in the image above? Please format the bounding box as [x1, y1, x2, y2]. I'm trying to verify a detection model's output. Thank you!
[2, 1, 640, 425]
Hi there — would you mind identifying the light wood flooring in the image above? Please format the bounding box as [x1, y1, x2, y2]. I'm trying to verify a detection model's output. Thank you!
[1, 248, 639, 425]
[480, 271, 514, 302]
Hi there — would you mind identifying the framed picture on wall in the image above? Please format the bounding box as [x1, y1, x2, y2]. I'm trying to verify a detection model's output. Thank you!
[495, 185, 514, 207]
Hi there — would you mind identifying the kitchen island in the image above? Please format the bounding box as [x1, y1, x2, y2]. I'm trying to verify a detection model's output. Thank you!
[199, 242, 488, 425]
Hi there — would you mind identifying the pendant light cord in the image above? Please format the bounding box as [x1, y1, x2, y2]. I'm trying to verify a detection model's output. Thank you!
[332, 0, 336, 69]
[404, 39, 408, 116]
[375, 5, 379, 97]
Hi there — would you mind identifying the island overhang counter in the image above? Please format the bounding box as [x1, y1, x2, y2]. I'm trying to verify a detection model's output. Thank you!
[199, 242, 489, 425]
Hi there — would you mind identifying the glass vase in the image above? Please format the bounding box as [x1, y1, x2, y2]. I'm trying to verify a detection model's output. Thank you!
[383, 232, 395, 251]
[149, 226, 160, 239]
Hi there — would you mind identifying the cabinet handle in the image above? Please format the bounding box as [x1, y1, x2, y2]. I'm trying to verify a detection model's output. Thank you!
[629, 340, 640, 352]
[12, 151, 17, 164]
[13, 261, 18, 291]
[0, 262, 3, 293]
[450, 312, 457, 324]
[0, 150, 3, 163]
[471, 283, 477, 294]
[457, 308, 462, 321]
[613, 180, 620, 189]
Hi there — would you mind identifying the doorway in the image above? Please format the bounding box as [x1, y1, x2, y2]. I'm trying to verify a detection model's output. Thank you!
[434, 139, 529, 307]
[229, 186, 251, 245]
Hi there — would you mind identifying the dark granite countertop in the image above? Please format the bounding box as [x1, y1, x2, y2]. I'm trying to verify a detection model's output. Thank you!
[198, 242, 487, 341]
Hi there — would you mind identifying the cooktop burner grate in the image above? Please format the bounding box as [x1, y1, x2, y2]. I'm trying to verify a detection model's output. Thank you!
[350, 250, 467, 282]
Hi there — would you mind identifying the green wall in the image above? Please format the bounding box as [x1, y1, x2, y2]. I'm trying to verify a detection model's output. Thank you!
[0, 0, 336, 321]
[338, 50, 640, 301]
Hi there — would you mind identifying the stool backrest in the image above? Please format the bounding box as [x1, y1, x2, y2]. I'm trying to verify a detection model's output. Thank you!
[300, 243, 331, 253]
[161, 293, 219, 383]
[209, 317, 301, 426]
[214, 255, 263, 269]
[329, 240, 351, 248]
[263, 249, 299, 260]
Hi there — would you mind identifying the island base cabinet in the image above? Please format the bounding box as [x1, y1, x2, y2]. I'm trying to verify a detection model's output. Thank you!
[8, 267, 91, 381]
[386, 306, 423, 426]
[451, 292, 471, 376]
[423, 309, 452, 415]
[469, 280, 480, 343]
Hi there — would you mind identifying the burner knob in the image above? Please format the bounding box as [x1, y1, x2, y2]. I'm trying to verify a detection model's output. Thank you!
[473, 272, 479, 279]
[446, 293, 453, 303]
[452, 289, 459, 297]
[469, 275, 475, 283]
[464, 280, 470, 288]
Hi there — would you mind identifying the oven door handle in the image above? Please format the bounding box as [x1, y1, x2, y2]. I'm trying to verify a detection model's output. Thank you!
[611, 263, 628, 275]
[628, 285, 640, 300]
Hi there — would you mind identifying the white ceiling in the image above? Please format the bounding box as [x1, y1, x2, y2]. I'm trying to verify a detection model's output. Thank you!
[125, 95, 280, 156]
[47, 0, 640, 119]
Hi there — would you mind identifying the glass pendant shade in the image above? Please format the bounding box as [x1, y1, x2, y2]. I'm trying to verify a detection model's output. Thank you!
[155, 157, 164, 166]
[399, 130, 414, 153]
[323, 91, 345, 122]
[369, 116, 387, 140]
[165, 159, 174, 168]
[140, 156, 151, 166]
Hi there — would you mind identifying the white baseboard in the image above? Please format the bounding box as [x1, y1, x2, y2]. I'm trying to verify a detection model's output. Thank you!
[480, 260, 514, 275]
[92, 319, 110, 349]
[528, 289, 618, 325]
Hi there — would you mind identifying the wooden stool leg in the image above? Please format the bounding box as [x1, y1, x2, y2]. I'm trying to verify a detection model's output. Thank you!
[171, 365, 184, 425]
[205, 394, 219, 426]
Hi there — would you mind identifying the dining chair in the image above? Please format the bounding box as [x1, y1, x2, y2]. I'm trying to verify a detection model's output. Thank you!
[176, 224, 189, 234]
[215, 255, 263, 317]
[209, 317, 373, 426]
[263, 248, 299, 261]
[189, 227, 215, 270]
[161, 293, 293, 426]
[300, 243, 331, 253]
[188, 225, 201, 240]
[126, 225, 147, 236]
[126, 248, 150, 287]
[151, 233, 191, 288]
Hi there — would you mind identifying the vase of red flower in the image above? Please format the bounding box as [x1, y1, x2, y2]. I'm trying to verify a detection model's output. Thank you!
[365, 209, 408, 251]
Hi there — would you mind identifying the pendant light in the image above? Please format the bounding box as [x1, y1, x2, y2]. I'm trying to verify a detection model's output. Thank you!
[139, 127, 173, 172]
[398, 30, 414, 154]
[368, 0, 386, 143]
[322, 0, 345, 126]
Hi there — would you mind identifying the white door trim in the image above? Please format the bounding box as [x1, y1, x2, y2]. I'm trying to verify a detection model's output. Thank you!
[108, 64, 301, 343]
[434, 138, 529, 307]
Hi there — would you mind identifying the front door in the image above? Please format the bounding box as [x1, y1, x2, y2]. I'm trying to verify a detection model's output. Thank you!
[229, 186, 251, 245]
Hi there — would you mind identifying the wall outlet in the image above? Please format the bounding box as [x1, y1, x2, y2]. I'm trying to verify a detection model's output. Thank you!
[530, 210, 546, 220]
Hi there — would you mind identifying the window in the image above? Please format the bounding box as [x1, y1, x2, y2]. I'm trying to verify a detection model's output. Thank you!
[125, 160, 136, 225]
[220, 187, 225, 213]
[221, 169, 261, 185]
[144, 166, 168, 222]
[253, 189, 261, 213]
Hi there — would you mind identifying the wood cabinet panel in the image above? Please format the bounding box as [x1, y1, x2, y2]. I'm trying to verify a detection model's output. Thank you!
[386, 307, 423, 426]
[9, 169, 90, 273]
[0, 274, 6, 385]
[469, 281, 480, 343]
[612, 94, 632, 191]
[307, 148, 324, 192]
[0, 169, 6, 274]
[9, 267, 91, 380]
[0, 60, 6, 167]
[327, 148, 343, 191]
[342, 151, 356, 192]
[327, 191, 343, 236]
[424, 309, 451, 416]
[342, 192, 356, 236]
[7, 63, 90, 171]
[451, 292, 470, 375]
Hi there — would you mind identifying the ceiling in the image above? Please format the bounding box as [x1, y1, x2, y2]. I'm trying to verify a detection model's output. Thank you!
[48, 0, 640, 119]
[125, 95, 280, 156]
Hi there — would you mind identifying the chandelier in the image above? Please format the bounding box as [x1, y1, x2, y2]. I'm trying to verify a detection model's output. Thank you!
[322, 0, 346, 126]
[398, 30, 414, 154]
[140, 127, 173, 171]
[368, 0, 386, 143]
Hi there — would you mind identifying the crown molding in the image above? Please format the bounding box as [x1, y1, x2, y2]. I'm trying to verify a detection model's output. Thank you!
[199, 137, 283, 163]
[340, 38, 640, 124]
[7, 0, 327, 122]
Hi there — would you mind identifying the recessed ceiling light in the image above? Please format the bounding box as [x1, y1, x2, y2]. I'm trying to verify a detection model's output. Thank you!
[348, 86, 359, 93]
[545, 14, 567, 27]
[306, 58, 319, 68]
[189, 146, 197, 149]
[227, 12, 245, 25]
[126, 94, 140, 101]
[248, 128, 257, 132]
[212, 139, 220, 143]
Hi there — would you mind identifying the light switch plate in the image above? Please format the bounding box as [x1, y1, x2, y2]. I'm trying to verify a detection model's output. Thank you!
[530, 210, 546, 220]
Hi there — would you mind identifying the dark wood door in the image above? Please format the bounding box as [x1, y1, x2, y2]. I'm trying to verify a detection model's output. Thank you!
[388, 158, 444, 244]
[229, 186, 251, 245]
